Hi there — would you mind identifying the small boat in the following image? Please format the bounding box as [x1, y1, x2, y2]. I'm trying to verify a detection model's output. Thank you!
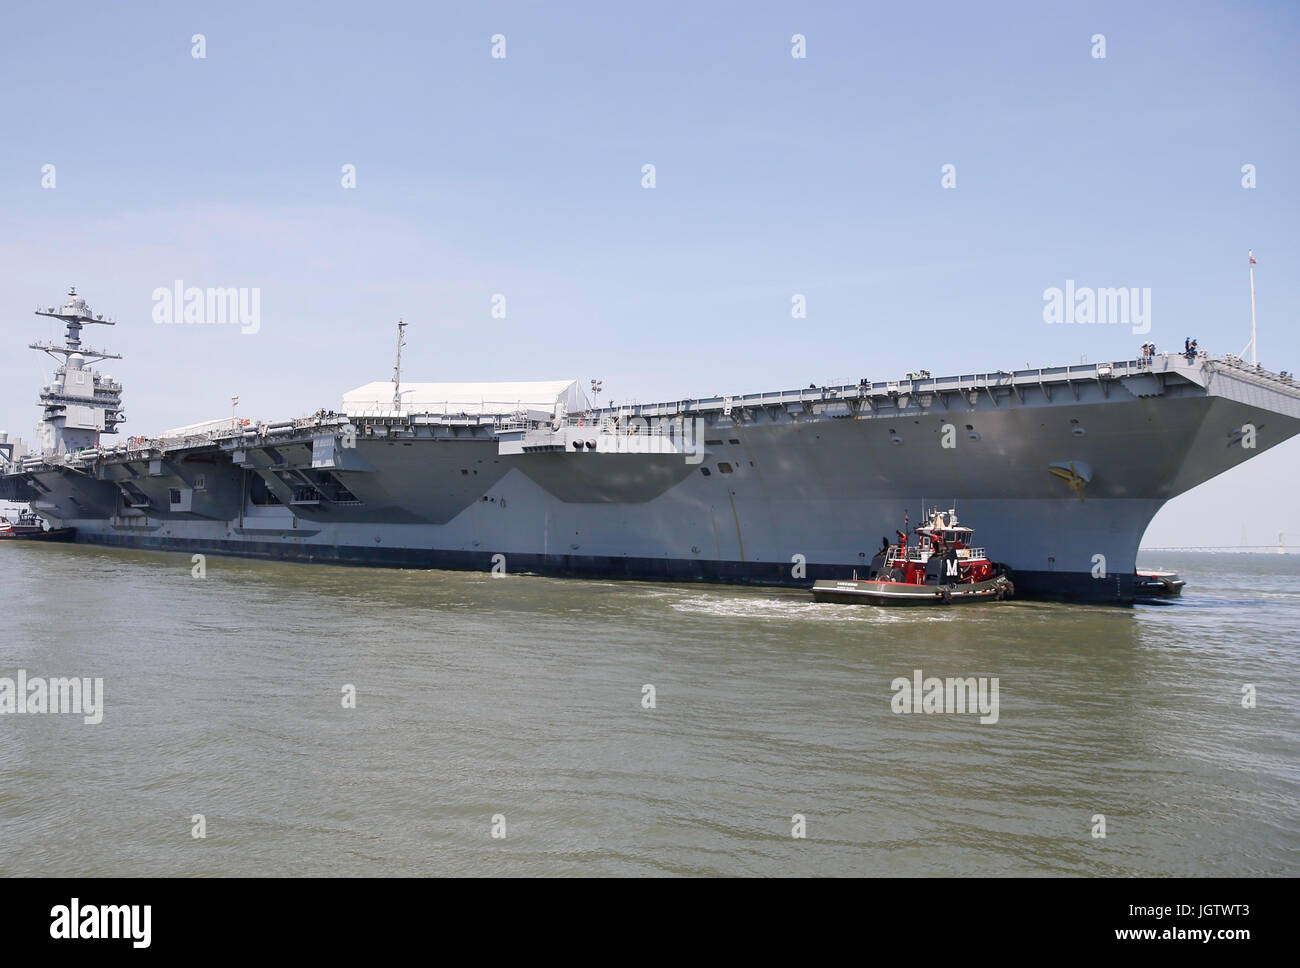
[811, 507, 1013, 605]
[1135, 569, 1185, 597]
[0, 510, 76, 542]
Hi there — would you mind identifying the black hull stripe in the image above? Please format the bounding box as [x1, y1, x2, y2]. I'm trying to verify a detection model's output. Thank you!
[67, 532, 1144, 603]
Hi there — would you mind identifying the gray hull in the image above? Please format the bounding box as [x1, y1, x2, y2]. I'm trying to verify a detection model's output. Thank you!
[6, 355, 1299, 603]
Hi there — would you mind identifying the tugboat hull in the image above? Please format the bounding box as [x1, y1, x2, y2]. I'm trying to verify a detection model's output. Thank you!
[811, 574, 1014, 605]
[1134, 570, 1185, 597]
[0, 527, 77, 542]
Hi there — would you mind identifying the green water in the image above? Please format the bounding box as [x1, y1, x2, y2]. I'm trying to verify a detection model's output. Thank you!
[0, 544, 1295, 876]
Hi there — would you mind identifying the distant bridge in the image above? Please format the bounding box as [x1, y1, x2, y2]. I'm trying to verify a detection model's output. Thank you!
[1140, 545, 1288, 552]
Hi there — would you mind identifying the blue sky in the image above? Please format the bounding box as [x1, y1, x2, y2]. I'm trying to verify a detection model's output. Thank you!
[1, 0, 1297, 546]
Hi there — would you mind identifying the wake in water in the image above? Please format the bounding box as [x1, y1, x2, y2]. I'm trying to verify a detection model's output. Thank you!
[665, 593, 956, 623]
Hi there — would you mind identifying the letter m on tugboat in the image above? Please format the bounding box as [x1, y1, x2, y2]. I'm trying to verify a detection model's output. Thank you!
[810, 508, 1014, 605]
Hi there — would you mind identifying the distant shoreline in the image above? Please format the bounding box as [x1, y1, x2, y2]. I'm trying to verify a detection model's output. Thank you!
[1139, 548, 1293, 555]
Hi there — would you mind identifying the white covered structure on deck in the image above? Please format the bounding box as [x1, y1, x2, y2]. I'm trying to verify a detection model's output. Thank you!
[160, 417, 248, 440]
[341, 380, 588, 420]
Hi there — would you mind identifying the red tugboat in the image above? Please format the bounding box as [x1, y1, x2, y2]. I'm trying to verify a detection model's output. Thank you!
[0, 508, 76, 542]
[811, 508, 1013, 604]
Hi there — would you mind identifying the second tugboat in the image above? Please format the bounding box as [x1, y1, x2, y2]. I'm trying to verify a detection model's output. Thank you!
[1134, 569, 1186, 597]
[811, 508, 1013, 605]
[0, 507, 76, 542]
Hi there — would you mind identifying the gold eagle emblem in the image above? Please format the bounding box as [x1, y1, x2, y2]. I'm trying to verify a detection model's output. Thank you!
[1048, 461, 1091, 502]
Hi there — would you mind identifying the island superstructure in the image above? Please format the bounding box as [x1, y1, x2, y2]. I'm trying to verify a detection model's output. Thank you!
[3, 287, 1299, 602]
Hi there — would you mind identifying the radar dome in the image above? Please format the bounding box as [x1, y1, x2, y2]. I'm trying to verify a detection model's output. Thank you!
[62, 288, 88, 314]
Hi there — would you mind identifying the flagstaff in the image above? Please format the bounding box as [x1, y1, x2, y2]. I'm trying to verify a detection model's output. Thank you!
[1249, 250, 1258, 366]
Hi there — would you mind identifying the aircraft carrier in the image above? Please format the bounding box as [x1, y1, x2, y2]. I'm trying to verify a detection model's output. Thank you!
[4, 287, 1299, 602]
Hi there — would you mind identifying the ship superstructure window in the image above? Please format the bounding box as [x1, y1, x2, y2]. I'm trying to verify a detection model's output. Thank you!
[169, 488, 182, 504]
[717, 462, 734, 473]
[193, 474, 206, 490]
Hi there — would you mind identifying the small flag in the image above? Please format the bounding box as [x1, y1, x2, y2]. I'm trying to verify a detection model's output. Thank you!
[231, 395, 239, 407]
[1249, 253, 1257, 264]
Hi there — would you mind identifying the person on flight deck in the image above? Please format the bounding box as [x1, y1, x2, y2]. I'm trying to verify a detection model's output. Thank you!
[1190, 339, 1198, 357]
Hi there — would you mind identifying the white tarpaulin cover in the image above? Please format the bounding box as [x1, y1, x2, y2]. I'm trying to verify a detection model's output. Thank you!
[160, 417, 243, 438]
[342, 380, 588, 417]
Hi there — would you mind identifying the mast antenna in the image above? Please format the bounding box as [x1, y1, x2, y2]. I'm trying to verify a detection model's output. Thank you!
[392, 319, 407, 412]
[1248, 250, 1258, 366]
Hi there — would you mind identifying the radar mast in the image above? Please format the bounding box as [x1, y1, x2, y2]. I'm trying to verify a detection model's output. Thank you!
[29, 288, 125, 455]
